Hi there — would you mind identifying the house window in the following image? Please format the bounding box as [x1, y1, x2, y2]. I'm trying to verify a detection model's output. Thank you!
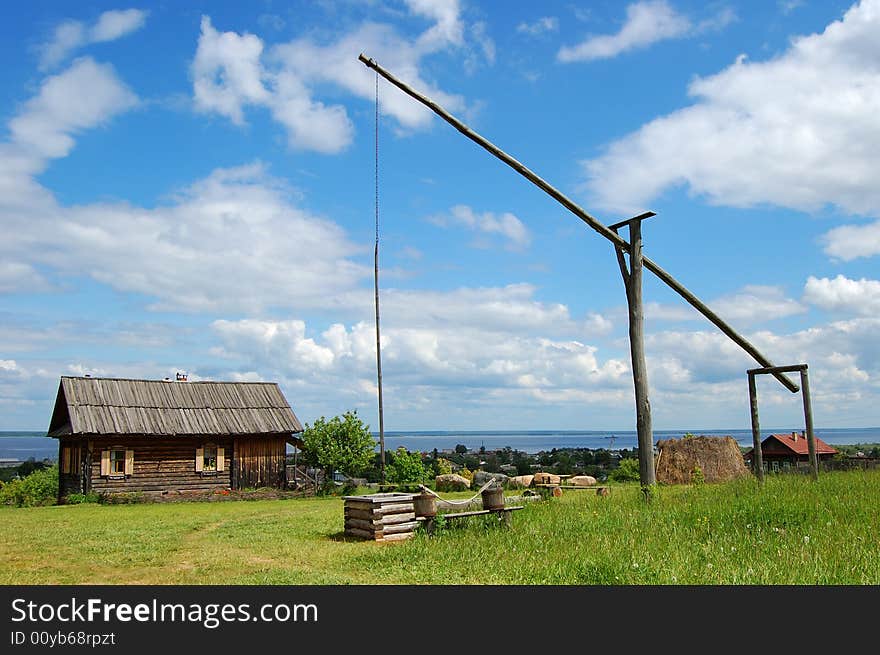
[101, 448, 133, 478]
[110, 449, 126, 475]
[203, 445, 218, 472]
[196, 444, 225, 475]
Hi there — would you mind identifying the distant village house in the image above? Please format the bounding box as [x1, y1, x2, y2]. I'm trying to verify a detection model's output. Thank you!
[742, 431, 837, 473]
[47, 375, 303, 501]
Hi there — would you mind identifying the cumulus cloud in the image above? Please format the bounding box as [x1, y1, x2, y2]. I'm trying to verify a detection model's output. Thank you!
[582, 0, 880, 216]
[708, 285, 807, 324]
[2, 162, 368, 312]
[427, 205, 532, 250]
[640, 285, 804, 326]
[7, 57, 137, 163]
[191, 3, 474, 152]
[804, 275, 880, 316]
[821, 220, 880, 261]
[191, 16, 270, 125]
[557, 1, 733, 63]
[210, 312, 629, 398]
[38, 8, 148, 70]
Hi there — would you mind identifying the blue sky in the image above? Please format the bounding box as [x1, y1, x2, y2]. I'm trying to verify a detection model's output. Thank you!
[1, 0, 878, 433]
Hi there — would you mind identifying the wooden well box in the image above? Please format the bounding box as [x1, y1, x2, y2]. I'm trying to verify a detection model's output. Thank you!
[343, 492, 419, 542]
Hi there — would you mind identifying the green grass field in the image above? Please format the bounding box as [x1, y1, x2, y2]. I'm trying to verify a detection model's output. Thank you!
[2, 469, 878, 585]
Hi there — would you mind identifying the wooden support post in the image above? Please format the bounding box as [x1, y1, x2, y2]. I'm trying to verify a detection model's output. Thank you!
[615, 216, 655, 493]
[747, 371, 764, 483]
[801, 367, 818, 481]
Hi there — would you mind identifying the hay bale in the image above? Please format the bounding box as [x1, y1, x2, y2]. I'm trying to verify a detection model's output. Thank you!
[655, 435, 751, 485]
[472, 471, 509, 487]
[509, 474, 534, 489]
[532, 472, 561, 486]
[568, 475, 597, 487]
[435, 473, 471, 492]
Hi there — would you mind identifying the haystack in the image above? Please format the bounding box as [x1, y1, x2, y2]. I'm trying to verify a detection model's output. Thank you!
[655, 435, 751, 485]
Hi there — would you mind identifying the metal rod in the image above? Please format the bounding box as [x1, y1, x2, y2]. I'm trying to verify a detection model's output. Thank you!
[358, 53, 799, 394]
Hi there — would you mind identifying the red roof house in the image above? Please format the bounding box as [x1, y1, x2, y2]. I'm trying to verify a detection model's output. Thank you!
[743, 431, 838, 473]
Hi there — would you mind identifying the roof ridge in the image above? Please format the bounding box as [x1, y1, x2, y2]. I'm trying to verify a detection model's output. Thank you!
[61, 376, 276, 385]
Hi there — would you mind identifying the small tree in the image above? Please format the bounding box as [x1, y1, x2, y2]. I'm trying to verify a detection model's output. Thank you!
[386, 447, 428, 485]
[300, 410, 376, 491]
[610, 457, 641, 483]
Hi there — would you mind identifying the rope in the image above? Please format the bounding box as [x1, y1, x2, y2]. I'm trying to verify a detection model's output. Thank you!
[418, 478, 498, 506]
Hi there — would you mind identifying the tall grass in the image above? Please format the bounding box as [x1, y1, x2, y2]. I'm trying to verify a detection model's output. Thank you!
[1, 470, 877, 584]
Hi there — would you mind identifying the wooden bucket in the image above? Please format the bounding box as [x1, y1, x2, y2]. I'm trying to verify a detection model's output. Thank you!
[413, 491, 437, 517]
[481, 486, 505, 510]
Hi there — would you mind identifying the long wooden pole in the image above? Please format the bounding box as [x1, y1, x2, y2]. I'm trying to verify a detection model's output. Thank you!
[358, 53, 799, 395]
[624, 218, 655, 492]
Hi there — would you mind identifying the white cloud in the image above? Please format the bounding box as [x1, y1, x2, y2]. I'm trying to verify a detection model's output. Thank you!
[1, 159, 369, 312]
[821, 220, 880, 261]
[193, 4, 472, 152]
[0, 262, 52, 294]
[517, 17, 559, 36]
[709, 285, 806, 323]
[641, 285, 804, 326]
[192, 16, 270, 126]
[90, 9, 148, 42]
[8, 57, 137, 162]
[582, 0, 880, 216]
[38, 9, 148, 70]
[557, 0, 719, 63]
[404, 0, 464, 50]
[427, 205, 532, 250]
[210, 311, 629, 399]
[804, 275, 880, 316]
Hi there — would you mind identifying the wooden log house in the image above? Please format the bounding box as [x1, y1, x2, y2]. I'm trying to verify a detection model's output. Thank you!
[47, 376, 304, 501]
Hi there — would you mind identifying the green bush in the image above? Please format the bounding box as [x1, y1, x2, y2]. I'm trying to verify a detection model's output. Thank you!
[691, 465, 706, 486]
[65, 492, 101, 505]
[0, 465, 59, 507]
[610, 457, 641, 483]
[386, 447, 429, 484]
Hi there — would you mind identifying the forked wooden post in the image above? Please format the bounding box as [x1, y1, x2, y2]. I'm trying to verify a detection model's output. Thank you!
[611, 213, 656, 491]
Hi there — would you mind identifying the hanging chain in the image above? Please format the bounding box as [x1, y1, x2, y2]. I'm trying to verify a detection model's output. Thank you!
[373, 70, 386, 482]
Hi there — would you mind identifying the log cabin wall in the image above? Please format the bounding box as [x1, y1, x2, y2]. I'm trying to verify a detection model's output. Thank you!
[232, 436, 287, 489]
[86, 436, 233, 496]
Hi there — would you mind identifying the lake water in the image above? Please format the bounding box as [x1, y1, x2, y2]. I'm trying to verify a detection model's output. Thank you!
[3, 426, 879, 461]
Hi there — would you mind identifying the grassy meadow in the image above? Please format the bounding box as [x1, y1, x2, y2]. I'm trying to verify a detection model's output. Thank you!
[1, 468, 878, 585]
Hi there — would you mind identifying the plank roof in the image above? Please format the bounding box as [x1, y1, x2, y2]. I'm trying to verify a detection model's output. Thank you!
[47, 376, 303, 438]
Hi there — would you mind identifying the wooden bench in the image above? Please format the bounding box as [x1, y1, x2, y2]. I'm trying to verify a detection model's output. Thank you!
[534, 484, 609, 497]
[416, 506, 524, 534]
